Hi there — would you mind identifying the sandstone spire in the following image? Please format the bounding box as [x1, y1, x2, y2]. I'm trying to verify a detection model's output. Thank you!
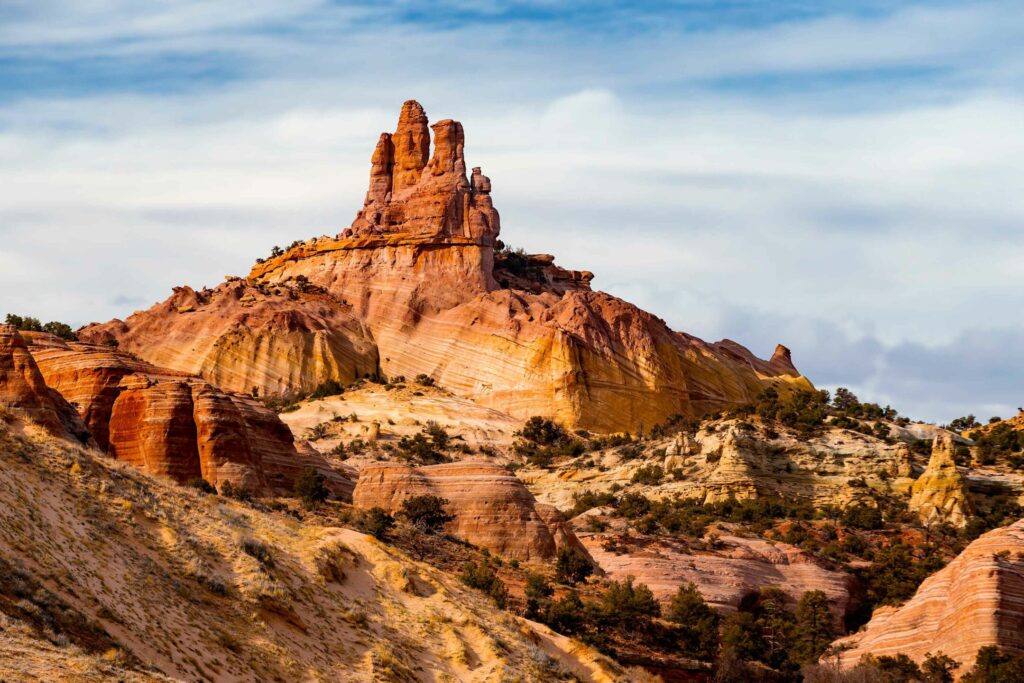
[348, 100, 500, 244]
[391, 99, 430, 192]
[908, 433, 973, 527]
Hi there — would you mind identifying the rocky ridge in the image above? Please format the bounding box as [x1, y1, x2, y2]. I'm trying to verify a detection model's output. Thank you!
[81, 100, 812, 434]
[24, 332, 349, 497]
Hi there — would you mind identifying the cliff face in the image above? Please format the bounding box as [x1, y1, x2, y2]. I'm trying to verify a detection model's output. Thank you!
[834, 520, 1024, 672]
[81, 100, 812, 433]
[909, 434, 973, 527]
[24, 333, 349, 497]
[0, 324, 92, 444]
[352, 459, 582, 561]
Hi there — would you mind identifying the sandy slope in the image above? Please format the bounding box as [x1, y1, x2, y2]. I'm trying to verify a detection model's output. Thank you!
[0, 414, 635, 682]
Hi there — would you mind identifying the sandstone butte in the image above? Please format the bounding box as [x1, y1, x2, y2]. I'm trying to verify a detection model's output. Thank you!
[21, 331, 349, 497]
[833, 519, 1024, 672]
[908, 434, 974, 528]
[352, 459, 582, 561]
[79, 100, 813, 434]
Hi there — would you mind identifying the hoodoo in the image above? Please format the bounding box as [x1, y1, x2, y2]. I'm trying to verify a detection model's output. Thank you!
[81, 100, 812, 432]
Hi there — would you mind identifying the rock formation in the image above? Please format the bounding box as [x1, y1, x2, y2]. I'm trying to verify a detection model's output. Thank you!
[834, 519, 1024, 672]
[25, 333, 349, 497]
[909, 434, 973, 527]
[80, 100, 812, 433]
[522, 418, 916, 511]
[0, 324, 91, 443]
[353, 459, 582, 561]
[80, 278, 378, 399]
[578, 530, 852, 627]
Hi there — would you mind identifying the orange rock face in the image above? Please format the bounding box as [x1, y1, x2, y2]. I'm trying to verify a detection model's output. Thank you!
[81, 100, 812, 433]
[352, 459, 581, 561]
[834, 520, 1024, 671]
[0, 325, 92, 443]
[25, 333, 349, 497]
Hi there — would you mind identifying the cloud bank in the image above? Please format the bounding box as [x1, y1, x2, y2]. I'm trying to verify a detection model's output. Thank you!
[1, 0, 1021, 423]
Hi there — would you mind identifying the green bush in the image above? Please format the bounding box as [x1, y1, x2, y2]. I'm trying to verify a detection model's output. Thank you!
[398, 495, 453, 534]
[361, 507, 395, 540]
[294, 468, 330, 510]
[460, 559, 508, 607]
[185, 478, 216, 494]
[666, 583, 719, 659]
[555, 546, 594, 586]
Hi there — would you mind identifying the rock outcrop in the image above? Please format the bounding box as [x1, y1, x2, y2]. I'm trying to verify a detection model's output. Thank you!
[522, 418, 916, 511]
[578, 530, 853, 627]
[80, 278, 378, 399]
[25, 333, 349, 497]
[909, 434, 973, 527]
[834, 520, 1024, 672]
[0, 324, 91, 443]
[353, 459, 581, 561]
[81, 100, 813, 433]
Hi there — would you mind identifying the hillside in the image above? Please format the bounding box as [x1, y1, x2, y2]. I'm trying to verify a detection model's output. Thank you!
[0, 412, 635, 682]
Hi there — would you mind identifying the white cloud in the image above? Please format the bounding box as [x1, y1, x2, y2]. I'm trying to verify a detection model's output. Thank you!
[0, 1, 1021, 423]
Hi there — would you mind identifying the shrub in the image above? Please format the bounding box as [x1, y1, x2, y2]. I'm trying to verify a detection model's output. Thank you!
[667, 583, 719, 659]
[219, 481, 253, 502]
[241, 538, 274, 569]
[294, 468, 330, 510]
[543, 591, 587, 635]
[414, 373, 435, 387]
[460, 560, 508, 607]
[361, 507, 395, 540]
[398, 495, 453, 534]
[596, 577, 660, 629]
[524, 572, 554, 618]
[630, 464, 664, 486]
[842, 504, 884, 531]
[555, 547, 594, 586]
[185, 478, 216, 494]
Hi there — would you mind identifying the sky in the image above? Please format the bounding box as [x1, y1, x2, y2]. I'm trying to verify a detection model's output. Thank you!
[1, 0, 1022, 423]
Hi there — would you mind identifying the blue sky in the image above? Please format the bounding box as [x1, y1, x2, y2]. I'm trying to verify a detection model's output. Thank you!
[1, 0, 1022, 422]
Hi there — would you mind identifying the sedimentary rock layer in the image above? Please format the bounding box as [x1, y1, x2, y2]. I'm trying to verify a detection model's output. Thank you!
[81, 100, 812, 433]
[834, 519, 1024, 671]
[0, 324, 91, 444]
[25, 333, 350, 497]
[353, 459, 580, 561]
[579, 531, 853, 627]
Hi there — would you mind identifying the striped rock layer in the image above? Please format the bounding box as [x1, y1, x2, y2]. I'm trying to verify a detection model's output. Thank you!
[352, 459, 581, 561]
[0, 325, 92, 444]
[80, 100, 812, 433]
[834, 519, 1024, 672]
[25, 333, 349, 497]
